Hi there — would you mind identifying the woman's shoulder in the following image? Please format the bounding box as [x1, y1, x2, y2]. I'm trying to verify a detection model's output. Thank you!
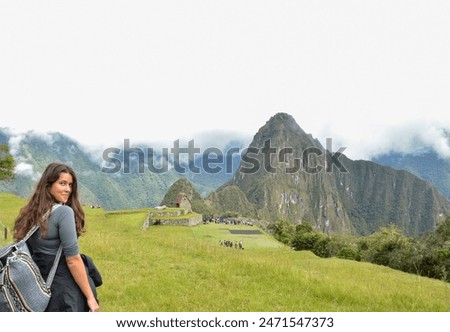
[52, 204, 74, 217]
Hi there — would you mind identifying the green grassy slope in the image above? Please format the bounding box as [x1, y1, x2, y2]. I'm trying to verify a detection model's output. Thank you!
[1, 193, 449, 312]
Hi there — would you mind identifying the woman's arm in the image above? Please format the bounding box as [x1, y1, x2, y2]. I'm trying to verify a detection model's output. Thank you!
[66, 254, 100, 312]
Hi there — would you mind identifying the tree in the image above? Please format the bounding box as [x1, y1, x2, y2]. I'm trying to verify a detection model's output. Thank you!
[359, 225, 413, 269]
[435, 216, 450, 242]
[336, 246, 361, 261]
[268, 220, 295, 245]
[416, 216, 450, 281]
[0, 144, 14, 180]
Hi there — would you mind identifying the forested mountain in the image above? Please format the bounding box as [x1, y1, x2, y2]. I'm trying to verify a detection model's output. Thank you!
[208, 113, 450, 236]
[372, 150, 450, 200]
[0, 129, 231, 210]
[160, 177, 210, 215]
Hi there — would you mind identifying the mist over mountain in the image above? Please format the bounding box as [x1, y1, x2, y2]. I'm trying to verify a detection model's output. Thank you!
[354, 128, 450, 201]
[0, 128, 242, 210]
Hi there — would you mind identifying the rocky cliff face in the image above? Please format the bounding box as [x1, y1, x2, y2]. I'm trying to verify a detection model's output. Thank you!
[372, 150, 450, 200]
[335, 156, 450, 235]
[213, 113, 450, 236]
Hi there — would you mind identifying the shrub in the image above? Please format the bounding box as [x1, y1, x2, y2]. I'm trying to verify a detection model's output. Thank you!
[336, 247, 361, 261]
[268, 220, 295, 245]
[292, 231, 331, 258]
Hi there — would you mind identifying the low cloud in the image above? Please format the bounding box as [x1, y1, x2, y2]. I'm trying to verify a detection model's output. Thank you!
[317, 120, 450, 161]
[14, 162, 40, 180]
[7, 129, 55, 157]
[7, 132, 26, 157]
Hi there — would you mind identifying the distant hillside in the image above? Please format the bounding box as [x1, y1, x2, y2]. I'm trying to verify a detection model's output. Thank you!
[182, 139, 245, 197]
[210, 113, 450, 236]
[372, 151, 450, 200]
[206, 185, 257, 217]
[0, 129, 238, 210]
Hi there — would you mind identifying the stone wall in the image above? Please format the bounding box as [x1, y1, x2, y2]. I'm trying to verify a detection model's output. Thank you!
[144, 212, 203, 228]
[159, 214, 202, 226]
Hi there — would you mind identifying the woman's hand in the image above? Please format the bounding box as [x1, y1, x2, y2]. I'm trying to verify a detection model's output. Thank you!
[87, 297, 100, 312]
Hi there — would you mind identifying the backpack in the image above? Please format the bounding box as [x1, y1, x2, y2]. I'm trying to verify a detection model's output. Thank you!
[0, 205, 62, 312]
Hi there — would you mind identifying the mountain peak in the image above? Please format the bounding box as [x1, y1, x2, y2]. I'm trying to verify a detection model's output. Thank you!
[264, 112, 301, 132]
[268, 112, 296, 122]
[160, 177, 210, 214]
[252, 112, 322, 150]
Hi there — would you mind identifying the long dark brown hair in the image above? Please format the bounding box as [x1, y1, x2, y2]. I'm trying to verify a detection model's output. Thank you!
[13, 162, 85, 241]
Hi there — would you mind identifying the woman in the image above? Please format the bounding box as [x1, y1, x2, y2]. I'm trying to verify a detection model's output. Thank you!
[13, 162, 100, 312]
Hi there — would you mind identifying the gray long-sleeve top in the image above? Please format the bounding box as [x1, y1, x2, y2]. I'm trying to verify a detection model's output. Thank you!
[28, 204, 80, 258]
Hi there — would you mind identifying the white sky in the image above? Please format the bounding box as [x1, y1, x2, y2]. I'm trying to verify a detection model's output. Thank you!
[1, 1, 450, 159]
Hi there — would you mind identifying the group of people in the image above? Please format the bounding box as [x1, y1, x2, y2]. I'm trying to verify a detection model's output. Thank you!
[12, 162, 100, 312]
[204, 217, 253, 226]
[219, 239, 244, 250]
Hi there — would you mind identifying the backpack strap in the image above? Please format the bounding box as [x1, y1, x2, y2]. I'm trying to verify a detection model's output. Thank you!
[24, 204, 63, 286]
[46, 245, 63, 286]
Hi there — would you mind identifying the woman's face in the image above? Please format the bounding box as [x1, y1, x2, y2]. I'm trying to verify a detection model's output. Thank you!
[49, 172, 73, 204]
